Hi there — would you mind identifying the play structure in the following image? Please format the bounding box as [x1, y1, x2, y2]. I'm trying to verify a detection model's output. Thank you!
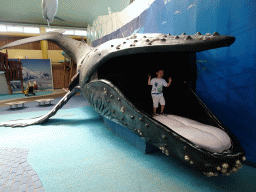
[0, 31, 246, 177]
[0, 53, 9, 95]
[0, 52, 24, 95]
[0, 71, 9, 95]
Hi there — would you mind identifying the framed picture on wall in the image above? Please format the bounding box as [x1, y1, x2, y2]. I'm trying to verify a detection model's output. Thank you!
[9, 59, 53, 92]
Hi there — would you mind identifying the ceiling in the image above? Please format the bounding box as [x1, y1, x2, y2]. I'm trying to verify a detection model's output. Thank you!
[0, 0, 131, 29]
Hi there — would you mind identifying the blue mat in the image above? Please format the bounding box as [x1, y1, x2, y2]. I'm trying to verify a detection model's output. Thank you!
[0, 91, 53, 101]
[0, 105, 256, 191]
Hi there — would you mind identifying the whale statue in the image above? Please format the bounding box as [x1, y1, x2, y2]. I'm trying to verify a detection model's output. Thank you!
[42, 0, 65, 26]
[0, 31, 246, 177]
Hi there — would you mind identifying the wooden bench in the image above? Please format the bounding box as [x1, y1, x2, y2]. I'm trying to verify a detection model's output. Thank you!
[6, 101, 27, 109]
[35, 99, 54, 106]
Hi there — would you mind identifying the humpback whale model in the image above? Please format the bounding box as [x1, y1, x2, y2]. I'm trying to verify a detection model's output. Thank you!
[0, 31, 246, 177]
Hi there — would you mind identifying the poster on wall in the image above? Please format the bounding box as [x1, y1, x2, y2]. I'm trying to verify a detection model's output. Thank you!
[8, 59, 53, 92]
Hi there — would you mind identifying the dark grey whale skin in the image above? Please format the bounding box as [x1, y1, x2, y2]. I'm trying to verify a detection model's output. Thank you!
[0, 31, 245, 176]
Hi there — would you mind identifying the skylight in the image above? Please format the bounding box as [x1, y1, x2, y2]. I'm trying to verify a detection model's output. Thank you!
[63, 30, 74, 35]
[45, 28, 59, 32]
[75, 30, 87, 36]
[24, 27, 40, 34]
[0, 25, 7, 32]
[7, 26, 23, 33]
[0, 24, 87, 37]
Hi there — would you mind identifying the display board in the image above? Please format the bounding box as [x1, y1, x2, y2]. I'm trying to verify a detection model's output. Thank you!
[9, 59, 53, 91]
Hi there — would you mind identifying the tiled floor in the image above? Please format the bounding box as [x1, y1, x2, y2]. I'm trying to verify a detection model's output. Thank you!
[0, 147, 44, 192]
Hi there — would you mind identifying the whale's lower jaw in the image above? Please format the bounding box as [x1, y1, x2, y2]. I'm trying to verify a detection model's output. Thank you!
[82, 79, 245, 176]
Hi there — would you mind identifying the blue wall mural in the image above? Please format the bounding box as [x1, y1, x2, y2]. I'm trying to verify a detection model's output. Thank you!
[92, 0, 256, 164]
[9, 59, 53, 91]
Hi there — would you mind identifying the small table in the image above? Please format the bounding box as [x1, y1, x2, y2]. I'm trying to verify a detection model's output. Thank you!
[35, 99, 54, 106]
[6, 101, 28, 109]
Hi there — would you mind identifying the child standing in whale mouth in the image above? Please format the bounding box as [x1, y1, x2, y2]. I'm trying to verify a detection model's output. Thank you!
[148, 70, 172, 117]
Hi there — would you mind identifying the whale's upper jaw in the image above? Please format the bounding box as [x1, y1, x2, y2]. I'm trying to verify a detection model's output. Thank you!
[79, 32, 235, 88]
[101, 32, 235, 52]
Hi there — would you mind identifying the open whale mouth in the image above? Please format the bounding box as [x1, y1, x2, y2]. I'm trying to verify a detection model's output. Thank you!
[82, 51, 245, 176]
[97, 52, 195, 118]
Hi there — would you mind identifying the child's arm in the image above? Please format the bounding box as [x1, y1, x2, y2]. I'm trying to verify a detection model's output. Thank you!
[166, 77, 172, 87]
[148, 74, 151, 85]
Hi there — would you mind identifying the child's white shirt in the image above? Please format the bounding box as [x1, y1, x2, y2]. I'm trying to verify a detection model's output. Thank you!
[150, 78, 167, 96]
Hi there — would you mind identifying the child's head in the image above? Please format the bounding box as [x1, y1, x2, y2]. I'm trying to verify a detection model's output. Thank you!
[156, 70, 164, 78]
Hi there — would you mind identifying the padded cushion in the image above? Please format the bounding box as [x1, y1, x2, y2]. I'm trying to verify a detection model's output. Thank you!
[153, 115, 231, 153]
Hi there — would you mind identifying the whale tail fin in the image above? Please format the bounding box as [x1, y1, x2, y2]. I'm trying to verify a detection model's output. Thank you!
[0, 31, 91, 65]
[0, 31, 89, 127]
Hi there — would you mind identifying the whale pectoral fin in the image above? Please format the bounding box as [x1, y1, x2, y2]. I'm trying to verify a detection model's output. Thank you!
[0, 113, 50, 128]
[0, 31, 91, 67]
[0, 86, 80, 128]
[69, 72, 80, 91]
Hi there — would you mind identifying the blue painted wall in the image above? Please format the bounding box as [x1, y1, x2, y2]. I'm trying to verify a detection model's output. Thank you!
[93, 0, 256, 164]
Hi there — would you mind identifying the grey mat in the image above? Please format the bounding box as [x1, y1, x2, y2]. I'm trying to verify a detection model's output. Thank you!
[0, 147, 44, 192]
